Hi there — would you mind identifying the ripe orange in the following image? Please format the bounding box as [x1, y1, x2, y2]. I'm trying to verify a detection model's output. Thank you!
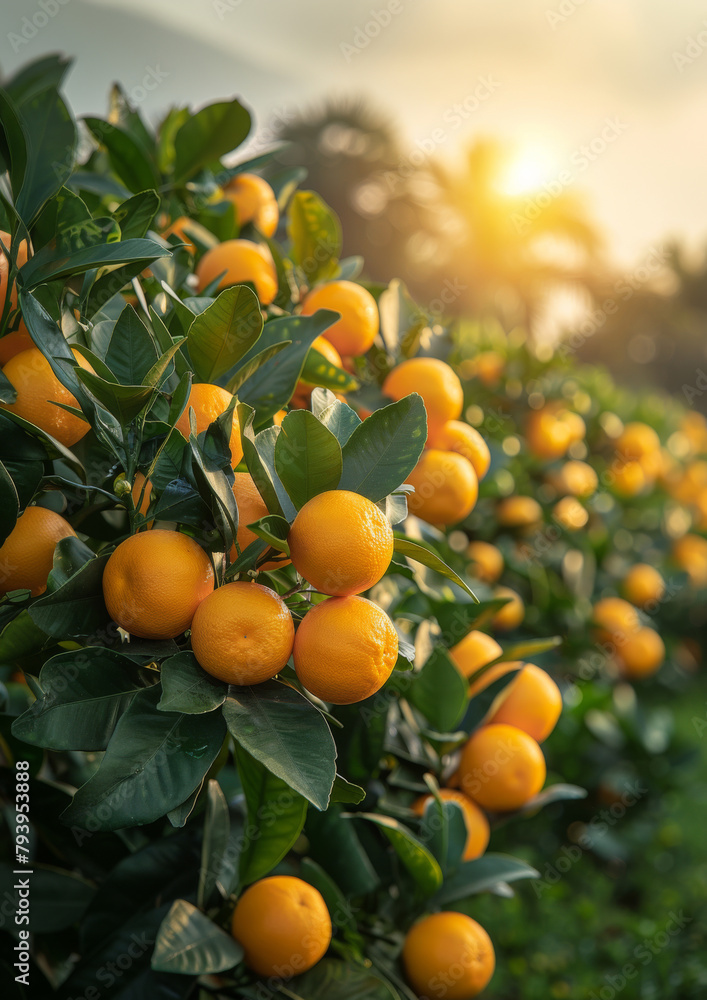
[1, 347, 92, 447]
[174, 383, 243, 467]
[552, 459, 598, 498]
[0, 232, 29, 316]
[496, 495, 542, 528]
[195, 239, 277, 304]
[131, 471, 152, 524]
[231, 472, 290, 571]
[458, 723, 546, 811]
[593, 596, 640, 640]
[464, 350, 504, 386]
[190, 581, 294, 684]
[466, 540, 504, 583]
[526, 407, 573, 460]
[618, 627, 665, 679]
[491, 587, 525, 630]
[161, 216, 207, 255]
[673, 533, 707, 587]
[485, 664, 562, 743]
[402, 912, 495, 1000]
[0, 325, 33, 365]
[300, 280, 379, 356]
[622, 563, 665, 607]
[288, 490, 393, 596]
[428, 420, 490, 480]
[553, 496, 588, 531]
[383, 357, 463, 435]
[293, 595, 398, 704]
[467, 660, 521, 699]
[411, 788, 490, 861]
[406, 450, 478, 525]
[0, 506, 76, 597]
[231, 876, 331, 978]
[611, 460, 647, 497]
[450, 630, 502, 681]
[102, 529, 214, 640]
[616, 421, 660, 461]
[223, 173, 279, 238]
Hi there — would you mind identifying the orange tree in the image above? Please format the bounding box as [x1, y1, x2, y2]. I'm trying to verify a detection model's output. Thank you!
[0, 58, 584, 998]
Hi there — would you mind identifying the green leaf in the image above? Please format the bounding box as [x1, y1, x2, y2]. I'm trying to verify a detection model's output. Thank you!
[18, 238, 171, 289]
[157, 651, 227, 714]
[61, 686, 226, 831]
[236, 311, 340, 424]
[432, 852, 539, 905]
[224, 341, 289, 395]
[198, 780, 231, 909]
[235, 743, 307, 885]
[152, 899, 243, 975]
[311, 389, 361, 446]
[351, 813, 442, 896]
[408, 646, 469, 733]
[512, 783, 587, 817]
[299, 859, 356, 933]
[330, 774, 366, 805]
[393, 536, 479, 602]
[274, 410, 343, 510]
[28, 554, 111, 639]
[84, 117, 159, 193]
[46, 535, 96, 590]
[292, 959, 399, 999]
[379, 278, 427, 357]
[288, 190, 342, 284]
[172, 99, 251, 183]
[224, 681, 336, 810]
[104, 307, 159, 386]
[113, 189, 161, 240]
[498, 636, 563, 661]
[187, 284, 263, 383]
[246, 513, 291, 555]
[306, 806, 379, 897]
[16, 86, 76, 225]
[11, 647, 148, 751]
[0, 609, 48, 662]
[74, 368, 156, 424]
[339, 395, 426, 502]
[432, 598, 507, 643]
[0, 87, 28, 198]
[0, 460, 19, 544]
[250, 425, 297, 522]
[300, 346, 359, 393]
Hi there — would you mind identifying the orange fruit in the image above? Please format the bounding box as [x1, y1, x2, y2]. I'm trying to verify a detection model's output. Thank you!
[231, 472, 290, 571]
[593, 596, 640, 640]
[622, 564, 665, 607]
[195, 239, 277, 304]
[428, 420, 490, 480]
[231, 876, 331, 978]
[467, 661, 521, 699]
[673, 533, 707, 587]
[294, 335, 343, 400]
[0, 506, 76, 597]
[1, 347, 92, 447]
[411, 789, 490, 861]
[273, 409, 287, 426]
[561, 409, 586, 444]
[552, 460, 598, 498]
[406, 450, 478, 525]
[174, 383, 243, 467]
[223, 173, 279, 238]
[463, 350, 504, 386]
[190, 581, 294, 684]
[459, 723, 546, 811]
[161, 216, 213, 255]
[491, 587, 525, 630]
[618, 627, 665, 679]
[485, 663, 562, 742]
[526, 407, 573, 460]
[450, 630, 502, 681]
[288, 490, 393, 596]
[617, 421, 660, 461]
[611, 460, 647, 497]
[553, 496, 588, 530]
[102, 529, 214, 640]
[0, 325, 33, 365]
[0, 232, 29, 316]
[131, 471, 152, 524]
[466, 540, 504, 583]
[293, 595, 398, 704]
[402, 911, 495, 1000]
[300, 281, 379, 356]
[383, 357, 463, 435]
[496, 495, 542, 528]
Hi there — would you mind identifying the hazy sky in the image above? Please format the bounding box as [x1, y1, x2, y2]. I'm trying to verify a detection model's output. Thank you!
[2, 0, 706, 265]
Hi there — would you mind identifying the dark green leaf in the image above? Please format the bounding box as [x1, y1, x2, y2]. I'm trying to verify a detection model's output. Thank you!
[152, 900, 243, 974]
[408, 646, 469, 733]
[291, 959, 399, 1000]
[299, 346, 359, 393]
[16, 87, 76, 224]
[29, 554, 111, 639]
[113, 189, 161, 240]
[158, 651, 227, 714]
[311, 389, 361, 446]
[350, 813, 442, 896]
[246, 514, 290, 555]
[274, 410, 342, 510]
[18, 238, 170, 289]
[188, 284, 263, 383]
[0, 460, 19, 544]
[394, 536, 478, 602]
[198, 780, 231, 909]
[105, 307, 159, 386]
[84, 117, 159, 193]
[172, 99, 251, 183]
[224, 341, 289, 395]
[432, 852, 539, 905]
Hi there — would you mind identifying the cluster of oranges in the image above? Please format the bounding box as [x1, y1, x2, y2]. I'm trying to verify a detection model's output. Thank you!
[383, 357, 490, 526]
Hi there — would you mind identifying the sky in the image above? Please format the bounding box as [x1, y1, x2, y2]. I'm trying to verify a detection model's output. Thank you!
[1, 0, 706, 267]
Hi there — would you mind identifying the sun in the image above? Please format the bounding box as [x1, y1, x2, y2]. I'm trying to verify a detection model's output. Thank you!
[497, 145, 556, 197]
